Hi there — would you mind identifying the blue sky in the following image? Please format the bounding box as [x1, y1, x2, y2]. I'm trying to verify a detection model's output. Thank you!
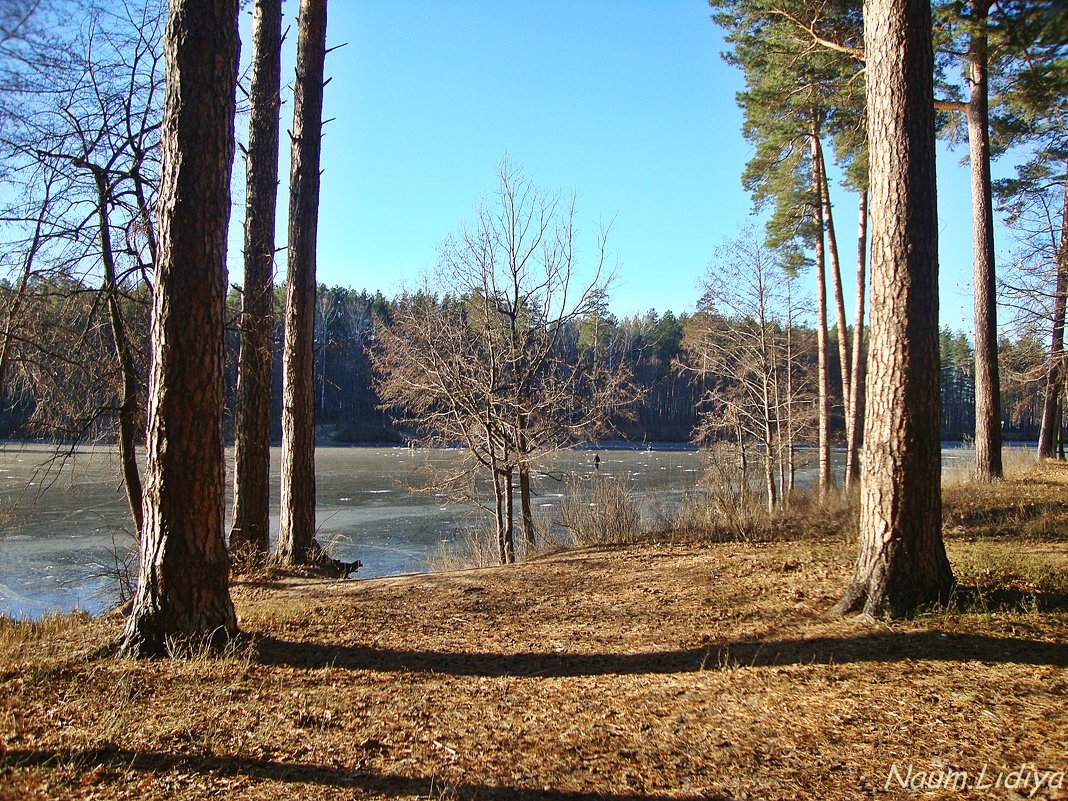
[231, 0, 1011, 333]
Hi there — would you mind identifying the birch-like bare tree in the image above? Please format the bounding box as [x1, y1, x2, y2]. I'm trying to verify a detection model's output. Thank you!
[680, 228, 816, 511]
[373, 161, 637, 562]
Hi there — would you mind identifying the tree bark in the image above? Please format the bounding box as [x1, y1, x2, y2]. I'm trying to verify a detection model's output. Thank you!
[845, 189, 868, 488]
[519, 461, 535, 550]
[816, 139, 853, 432]
[833, 0, 953, 618]
[504, 467, 516, 563]
[278, 0, 328, 564]
[231, 0, 283, 558]
[810, 129, 832, 497]
[1037, 172, 1068, 461]
[967, 2, 1003, 481]
[492, 464, 507, 565]
[784, 280, 797, 497]
[120, 0, 240, 657]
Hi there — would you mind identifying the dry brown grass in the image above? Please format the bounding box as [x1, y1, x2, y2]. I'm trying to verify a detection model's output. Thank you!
[943, 460, 1068, 541]
[2, 465, 1067, 800]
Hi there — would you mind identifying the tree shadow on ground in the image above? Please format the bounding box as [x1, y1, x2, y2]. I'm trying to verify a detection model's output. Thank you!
[0, 746, 720, 800]
[252, 630, 1068, 677]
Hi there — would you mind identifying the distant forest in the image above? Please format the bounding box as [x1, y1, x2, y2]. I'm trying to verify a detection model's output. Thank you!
[0, 280, 1049, 446]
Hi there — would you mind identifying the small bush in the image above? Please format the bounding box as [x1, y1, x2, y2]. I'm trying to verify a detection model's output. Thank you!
[665, 446, 859, 543]
[557, 474, 642, 546]
[426, 524, 504, 571]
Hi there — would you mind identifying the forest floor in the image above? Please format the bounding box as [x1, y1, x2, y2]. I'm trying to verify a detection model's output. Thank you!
[2, 464, 1068, 800]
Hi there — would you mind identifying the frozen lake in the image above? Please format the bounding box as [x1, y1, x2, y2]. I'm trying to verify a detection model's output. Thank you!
[0, 441, 1001, 619]
[0, 443, 710, 618]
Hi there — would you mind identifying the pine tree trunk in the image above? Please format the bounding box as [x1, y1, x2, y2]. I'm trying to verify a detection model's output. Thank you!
[833, 0, 953, 618]
[278, 0, 328, 564]
[231, 0, 283, 558]
[817, 140, 853, 429]
[968, 3, 1003, 481]
[845, 189, 868, 488]
[120, 0, 240, 657]
[1037, 172, 1068, 461]
[810, 130, 832, 497]
[785, 284, 797, 497]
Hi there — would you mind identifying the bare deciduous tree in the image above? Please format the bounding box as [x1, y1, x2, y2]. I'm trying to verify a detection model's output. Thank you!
[0, 1, 164, 541]
[373, 161, 637, 563]
[680, 228, 816, 511]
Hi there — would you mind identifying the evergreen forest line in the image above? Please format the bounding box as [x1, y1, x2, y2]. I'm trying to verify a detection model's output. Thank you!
[0, 278, 1051, 447]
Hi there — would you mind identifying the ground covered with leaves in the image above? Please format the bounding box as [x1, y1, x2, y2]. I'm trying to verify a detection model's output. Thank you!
[2, 466, 1067, 800]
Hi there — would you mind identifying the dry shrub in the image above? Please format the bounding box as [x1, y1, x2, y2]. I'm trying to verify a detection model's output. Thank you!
[780, 488, 860, 541]
[427, 508, 556, 571]
[557, 474, 642, 546]
[426, 523, 503, 571]
[667, 446, 858, 543]
[944, 444, 1051, 486]
[228, 541, 281, 580]
[669, 485, 769, 542]
[79, 528, 138, 609]
[158, 630, 259, 664]
[1001, 444, 1042, 476]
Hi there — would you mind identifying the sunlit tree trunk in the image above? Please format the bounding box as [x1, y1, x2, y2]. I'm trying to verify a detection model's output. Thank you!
[785, 281, 797, 497]
[504, 467, 516, 563]
[811, 128, 832, 497]
[231, 0, 283, 558]
[967, 1, 1003, 481]
[278, 0, 328, 564]
[845, 189, 868, 488]
[833, 0, 954, 618]
[1037, 174, 1068, 461]
[519, 460, 535, 550]
[491, 458, 506, 564]
[817, 139, 852, 438]
[121, 0, 240, 657]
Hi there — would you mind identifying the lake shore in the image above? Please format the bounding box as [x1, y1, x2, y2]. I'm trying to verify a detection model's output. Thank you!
[1, 464, 1066, 800]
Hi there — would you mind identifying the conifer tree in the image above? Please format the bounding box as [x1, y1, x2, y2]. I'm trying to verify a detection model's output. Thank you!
[711, 0, 866, 495]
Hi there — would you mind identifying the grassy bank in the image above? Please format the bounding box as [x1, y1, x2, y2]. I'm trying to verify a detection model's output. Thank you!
[1, 464, 1067, 800]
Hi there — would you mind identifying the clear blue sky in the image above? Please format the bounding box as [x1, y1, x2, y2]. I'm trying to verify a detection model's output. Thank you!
[231, 0, 1010, 333]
